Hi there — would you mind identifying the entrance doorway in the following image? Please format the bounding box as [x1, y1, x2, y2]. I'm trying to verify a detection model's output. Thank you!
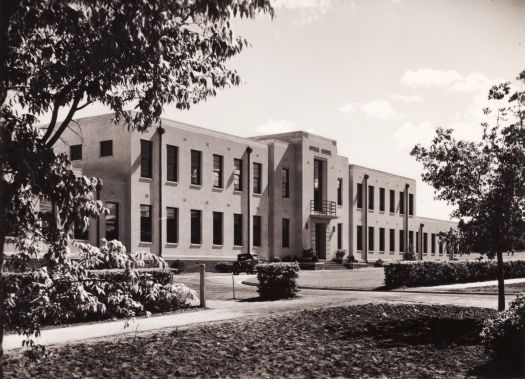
[314, 223, 327, 259]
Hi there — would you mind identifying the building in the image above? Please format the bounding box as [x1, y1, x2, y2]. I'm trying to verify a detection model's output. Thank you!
[44, 114, 455, 263]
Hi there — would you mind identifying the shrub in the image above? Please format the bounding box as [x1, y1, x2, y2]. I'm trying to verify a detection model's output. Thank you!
[374, 259, 384, 267]
[300, 248, 318, 263]
[347, 254, 357, 263]
[270, 257, 282, 262]
[256, 262, 300, 299]
[333, 249, 346, 263]
[384, 260, 525, 288]
[481, 295, 525, 369]
[282, 255, 296, 262]
[171, 260, 185, 272]
[215, 262, 233, 273]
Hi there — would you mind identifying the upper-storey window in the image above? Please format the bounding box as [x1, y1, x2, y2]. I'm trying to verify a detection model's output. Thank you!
[253, 162, 262, 194]
[379, 188, 385, 212]
[399, 191, 405, 214]
[357, 183, 363, 208]
[368, 185, 374, 210]
[140, 140, 152, 178]
[190, 150, 202, 185]
[100, 140, 113, 157]
[70, 144, 82, 161]
[234, 158, 243, 191]
[282, 168, 290, 198]
[337, 178, 343, 205]
[167, 145, 178, 182]
[389, 190, 395, 213]
[213, 154, 223, 188]
[409, 193, 414, 216]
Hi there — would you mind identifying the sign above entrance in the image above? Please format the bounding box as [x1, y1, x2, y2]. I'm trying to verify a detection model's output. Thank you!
[309, 145, 332, 156]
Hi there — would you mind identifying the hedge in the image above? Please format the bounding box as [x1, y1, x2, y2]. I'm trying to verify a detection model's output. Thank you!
[2, 268, 197, 331]
[384, 260, 525, 288]
[256, 262, 300, 299]
[215, 262, 234, 273]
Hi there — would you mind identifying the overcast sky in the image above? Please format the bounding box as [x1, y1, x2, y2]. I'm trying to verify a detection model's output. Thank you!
[64, 0, 525, 221]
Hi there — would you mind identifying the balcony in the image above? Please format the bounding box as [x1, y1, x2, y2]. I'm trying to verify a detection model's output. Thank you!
[310, 200, 337, 218]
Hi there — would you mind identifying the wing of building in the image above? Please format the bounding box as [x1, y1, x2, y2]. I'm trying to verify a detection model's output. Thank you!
[10, 114, 456, 263]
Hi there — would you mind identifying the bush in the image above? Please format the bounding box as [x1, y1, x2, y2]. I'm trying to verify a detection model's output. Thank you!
[374, 259, 384, 267]
[384, 260, 525, 288]
[481, 295, 525, 370]
[282, 255, 297, 262]
[256, 262, 300, 299]
[171, 260, 185, 272]
[347, 254, 357, 263]
[333, 249, 346, 263]
[215, 262, 233, 273]
[300, 248, 318, 263]
[269, 257, 282, 262]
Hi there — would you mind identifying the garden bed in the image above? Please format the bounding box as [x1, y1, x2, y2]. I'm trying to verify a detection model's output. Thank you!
[5, 303, 520, 378]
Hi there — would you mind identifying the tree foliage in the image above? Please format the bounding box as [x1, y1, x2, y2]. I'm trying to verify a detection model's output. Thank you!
[411, 70, 525, 309]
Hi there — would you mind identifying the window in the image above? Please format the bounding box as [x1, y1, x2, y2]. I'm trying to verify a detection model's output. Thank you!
[399, 191, 405, 214]
[282, 168, 290, 198]
[379, 228, 385, 252]
[70, 144, 82, 161]
[416, 231, 419, 253]
[140, 140, 152, 178]
[439, 239, 444, 255]
[191, 210, 201, 244]
[282, 218, 290, 248]
[105, 202, 119, 241]
[431, 233, 436, 255]
[379, 188, 385, 212]
[253, 215, 262, 247]
[389, 190, 395, 213]
[357, 225, 363, 251]
[74, 223, 89, 240]
[140, 205, 152, 242]
[389, 229, 395, 252]
[357, 183, 363, 208]
[337, 223, 343, 249]
[409, 231, 414, 253]
[191, 150, 201, 185]
[409, 194, 414, 216]
[399, 230, 405, 253]
[234, 214, 243, 246]
[166, 207, 178, 243]
[213, 212, 223, 245]
[234, 159, 243, 191]
[100, 140, 113, 157]
[368, 185, 374, 210]
[423, 232, 428, 254]
[337, 178, 343, 205]
[167, 145, 178, 182]
[213, 154, 223, 188]
[253, 163, 262, 194]
[368, 227, 374, 251]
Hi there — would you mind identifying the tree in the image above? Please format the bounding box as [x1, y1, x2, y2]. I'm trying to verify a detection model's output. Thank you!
[411, 70, 525, 311]
[0, 0, 273, 370]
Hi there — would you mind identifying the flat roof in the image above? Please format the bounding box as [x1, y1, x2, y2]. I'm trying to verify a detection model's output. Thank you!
[349, 164, 416, 182]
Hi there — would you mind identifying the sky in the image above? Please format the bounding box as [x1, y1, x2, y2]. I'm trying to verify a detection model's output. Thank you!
[61, 0, 525, 221]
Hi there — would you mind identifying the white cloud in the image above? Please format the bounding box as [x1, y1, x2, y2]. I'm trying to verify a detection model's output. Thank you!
[393, 121, 435, 149]
[401, 69, 463, 88]
[256, 118, 296, 134]
[271, 0, 337, 24]
[339, 100, 405, 120]
[391, 94, 424, 103]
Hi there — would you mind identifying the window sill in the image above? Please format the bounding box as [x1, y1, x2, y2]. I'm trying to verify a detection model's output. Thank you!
[233, 190, 243, 195]
[212, 244, 223, 249]
[379, 211, 385, 214]
[212, 187, 223, 192]
[99, 155, 113, 158]
[190, 184, 202, 189]
[233, 245, 243, 249]
[189, 244, 202, 248]
[166, 180, 178, 186]
[253, 192, 262, 197]
[139, 177, 153, 183]
[166, 242, 178, 246]
[139, 241, 152, 246]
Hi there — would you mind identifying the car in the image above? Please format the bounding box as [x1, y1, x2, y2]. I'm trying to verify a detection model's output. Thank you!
[232, 253, 258, 275]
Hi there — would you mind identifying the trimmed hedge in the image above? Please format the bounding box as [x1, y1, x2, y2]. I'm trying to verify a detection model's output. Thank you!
[384, 260, 525, 288]
[256, 262, 300, 299]
[2, 268, 197, 331]
[215, 262, 233, 273]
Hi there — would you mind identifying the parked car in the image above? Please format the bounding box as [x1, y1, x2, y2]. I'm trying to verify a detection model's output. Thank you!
[232, 253, 258, 275]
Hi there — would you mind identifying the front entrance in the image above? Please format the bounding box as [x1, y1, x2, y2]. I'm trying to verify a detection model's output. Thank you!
[314, 223, 327, 259]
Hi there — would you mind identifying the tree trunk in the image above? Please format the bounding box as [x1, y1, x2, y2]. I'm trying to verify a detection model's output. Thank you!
[496, 250, 505, 311]
[0, 180, 6, 378]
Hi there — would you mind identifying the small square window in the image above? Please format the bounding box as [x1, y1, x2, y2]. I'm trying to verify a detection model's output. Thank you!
[70, 145, 82, 161]
[100, 140, 113, 157]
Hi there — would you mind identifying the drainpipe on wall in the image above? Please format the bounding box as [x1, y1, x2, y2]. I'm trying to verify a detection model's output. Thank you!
[419, 223, 424, 260]
[96, 187, 101, 248]
[158, 125, 165, 257]
[404, 183, 409, 258]
[246, 146, 253, 255]
[363, 174, 369, 263]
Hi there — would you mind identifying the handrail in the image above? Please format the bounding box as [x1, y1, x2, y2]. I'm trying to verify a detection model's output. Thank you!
[310, 200, 337, 216]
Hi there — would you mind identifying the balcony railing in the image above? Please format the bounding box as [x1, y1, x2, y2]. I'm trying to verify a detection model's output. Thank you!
[310, 200, 337, 217]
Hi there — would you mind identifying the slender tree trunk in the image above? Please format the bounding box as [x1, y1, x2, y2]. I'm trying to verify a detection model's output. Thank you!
[496, 250, 505, 311]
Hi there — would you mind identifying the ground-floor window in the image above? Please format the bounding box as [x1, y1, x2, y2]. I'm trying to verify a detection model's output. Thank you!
[253, 215, 262, 247]
[379, 228, 385, 252]
[166, 207, 178, 243]
[282, 218, 290, 248]
[423, 232, 428, 254]
[140, 204, 152, 242]
[368, 226, 374, 251]
[431, 233, 436, 255]
[389, 229, 395, 253]
[213, 212, 223, 245]
[105, 202, 119, 241]
[74, 222, 89, 240]
[399, 230, 404, 253]
[234, 214, 243, 246]
[337, 223, 343, 249]
[191, 210, 201, 244]
[409, 231, 414, 253]
[357, 225, 363, 251]
[439, 238, 444, 255]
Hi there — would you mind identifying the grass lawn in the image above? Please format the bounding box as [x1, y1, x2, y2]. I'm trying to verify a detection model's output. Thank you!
[449, 282, 525, 294]
[5, 303, 522, 378]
